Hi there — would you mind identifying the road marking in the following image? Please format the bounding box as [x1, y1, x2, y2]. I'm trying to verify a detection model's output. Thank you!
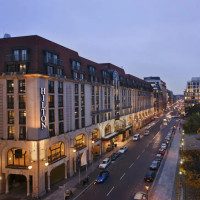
[142, 149, 145, 153]
[120, 173, 126, 180]
[137, 155, 140, 160]
[129, 162, 134, 168]
[106, 186, 114, 196]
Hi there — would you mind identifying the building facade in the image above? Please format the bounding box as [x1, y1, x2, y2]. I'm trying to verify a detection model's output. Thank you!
[0, 35, 154, 197]
[167, 89, 174, 106]
[144, 76, 167, 115]
[184, 77, 200, 112]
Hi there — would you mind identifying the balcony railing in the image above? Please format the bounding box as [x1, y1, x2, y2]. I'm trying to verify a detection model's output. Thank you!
[44, 56, 64, 66]
[6, 54, 29, 62]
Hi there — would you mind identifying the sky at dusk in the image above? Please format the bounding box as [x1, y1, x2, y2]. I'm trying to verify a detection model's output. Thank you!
[1, 0, 200, 94]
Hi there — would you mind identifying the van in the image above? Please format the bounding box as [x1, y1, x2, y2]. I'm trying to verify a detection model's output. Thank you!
[133, 134, 140, 141]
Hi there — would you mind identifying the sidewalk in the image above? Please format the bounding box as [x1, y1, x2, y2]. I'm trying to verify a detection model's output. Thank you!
[150, 122, 182, 200]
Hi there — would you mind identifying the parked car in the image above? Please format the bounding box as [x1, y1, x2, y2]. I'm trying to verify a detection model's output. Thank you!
[110, 152, 120, 161]
[158, 148, 166, 155]
[106, 146, 114, 152]
[99, 158, 111, 169]
[94, 170, 109, 184]
[119, 146, 128, 154]
[144, 130, 150, 136]
[149, 160, 160, 170]
[165, 136, 171, 141]
[144, 171, 156, 182]
[133, 134, 140, 141]
[133, 192, 147, 200]
[163, 139, 169, 145]
[161, 143, 167, 149]
[155, 154, 163, 162]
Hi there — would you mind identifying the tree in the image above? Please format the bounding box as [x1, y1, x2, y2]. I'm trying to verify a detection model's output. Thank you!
[180, 149, 200, 189]
[183, 113, 200, 134]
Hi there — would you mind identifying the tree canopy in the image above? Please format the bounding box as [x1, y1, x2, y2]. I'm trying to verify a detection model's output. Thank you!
[183, 113, 200, 134]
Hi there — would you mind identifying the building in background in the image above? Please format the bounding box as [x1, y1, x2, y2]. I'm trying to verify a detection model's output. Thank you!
[167, 89, 174, 106]
[184, 77, 200, 113]
[144, 76, 167, 115]
[0, 35, 154, 197]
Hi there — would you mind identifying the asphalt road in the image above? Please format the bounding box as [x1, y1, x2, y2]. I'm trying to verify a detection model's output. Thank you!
[76, 117, 178, 200]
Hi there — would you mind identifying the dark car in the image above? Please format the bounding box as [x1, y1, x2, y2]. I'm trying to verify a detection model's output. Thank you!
[94, 170, 109, 184]
[158, 148, 166, 155]
[110, 152, 120, 161]
[149, 160, 160, 170]
[144, 171, 156, 182]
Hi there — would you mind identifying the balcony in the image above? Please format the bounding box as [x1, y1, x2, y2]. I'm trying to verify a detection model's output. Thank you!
[44, 56, 64, 66]
[6, 54, 29, 62]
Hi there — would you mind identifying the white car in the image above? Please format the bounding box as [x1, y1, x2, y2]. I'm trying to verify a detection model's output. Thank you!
[133, 191, 147, 200]
[133, 134, 140, 141]
[144, 130, 150, 136]
[119, 146, 128, 153]
[98, 158, 111, 169]
[161, 143, 167, 149]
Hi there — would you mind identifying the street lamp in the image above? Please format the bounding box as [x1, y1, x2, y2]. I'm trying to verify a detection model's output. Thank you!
[145, 185, 150, 200]
[91, 140, 95, 170]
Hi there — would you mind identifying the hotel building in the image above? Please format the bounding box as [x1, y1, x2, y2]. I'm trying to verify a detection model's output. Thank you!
[0, 35, 154, 197]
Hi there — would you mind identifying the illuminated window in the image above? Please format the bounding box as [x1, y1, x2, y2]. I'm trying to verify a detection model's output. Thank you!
[19, 80, 25, 93]
[74, 134, 86, 150]
[48, 142, 65, 163]
[7, 80, 14, 93]
[105, 125, 111, 136]
[7, 148, 28, 168]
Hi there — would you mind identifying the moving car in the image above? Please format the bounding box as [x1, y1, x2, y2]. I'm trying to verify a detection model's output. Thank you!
[155, 154, 163, 162]
[94, 170, 109, 184]
[99, 158, 111, 169]
[149, 160, 160, 170]
[133, 192, 147, 200]
[144, 171, 156, 182]
[110, 152, 120, 161]
[133, 134, 140, 141]
[144, 130, 150, 136]
[119, 146, 128, 154]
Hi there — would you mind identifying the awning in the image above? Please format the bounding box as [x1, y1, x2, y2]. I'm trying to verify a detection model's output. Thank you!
[101, 131, 119, 141]
[125, 125, 133, 130]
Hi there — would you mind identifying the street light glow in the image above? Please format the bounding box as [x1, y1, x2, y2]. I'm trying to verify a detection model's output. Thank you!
[73, 149, 76, 153]
[28, 165, 33, 170]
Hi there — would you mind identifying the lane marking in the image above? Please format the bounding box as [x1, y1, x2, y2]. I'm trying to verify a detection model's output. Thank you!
[106, 186, 114, 196]
[120, 173, 126, 180]
[142, 149, 145, 153]
[137, 155, 140, 160]
[129, 162, 134, 168]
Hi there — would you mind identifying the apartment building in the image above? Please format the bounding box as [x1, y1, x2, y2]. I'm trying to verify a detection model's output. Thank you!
[0, 35, 154, 197]
[184, 77, 200, 112]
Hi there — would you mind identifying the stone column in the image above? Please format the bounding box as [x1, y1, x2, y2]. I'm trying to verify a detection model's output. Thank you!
[48, 175, 50, 191]
[27, 175, 30, 196]
[5, 175, 9, 194]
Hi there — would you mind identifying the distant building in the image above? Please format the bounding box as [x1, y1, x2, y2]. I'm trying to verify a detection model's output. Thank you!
[184, 77, 200, 112]
[144, 77, 167, 115]
[167, 89, 174, 106]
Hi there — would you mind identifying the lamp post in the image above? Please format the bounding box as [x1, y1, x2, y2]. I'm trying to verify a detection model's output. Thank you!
[91, 140, 95, 170]
[145, 185, 150, 200]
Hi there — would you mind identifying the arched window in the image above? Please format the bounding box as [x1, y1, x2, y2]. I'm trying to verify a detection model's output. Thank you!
[7, 148, 29, 168]
[115, 120, 125, 131]
[105, 125, 111, 136]
[92, 129, 100, 142]
[74, 134, 86, 150]
[48, 142, 65, 163]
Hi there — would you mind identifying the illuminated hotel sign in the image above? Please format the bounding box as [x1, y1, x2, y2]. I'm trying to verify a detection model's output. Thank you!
[40, 88, 46, 129]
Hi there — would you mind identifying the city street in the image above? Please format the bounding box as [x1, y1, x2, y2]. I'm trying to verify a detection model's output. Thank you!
[75, 118, 178, 200]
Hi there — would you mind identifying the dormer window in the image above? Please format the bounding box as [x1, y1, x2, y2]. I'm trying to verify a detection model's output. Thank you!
[80, 74, 84, 80]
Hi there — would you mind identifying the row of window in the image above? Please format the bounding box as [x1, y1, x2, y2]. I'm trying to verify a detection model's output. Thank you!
[7, 80, 25, 93]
